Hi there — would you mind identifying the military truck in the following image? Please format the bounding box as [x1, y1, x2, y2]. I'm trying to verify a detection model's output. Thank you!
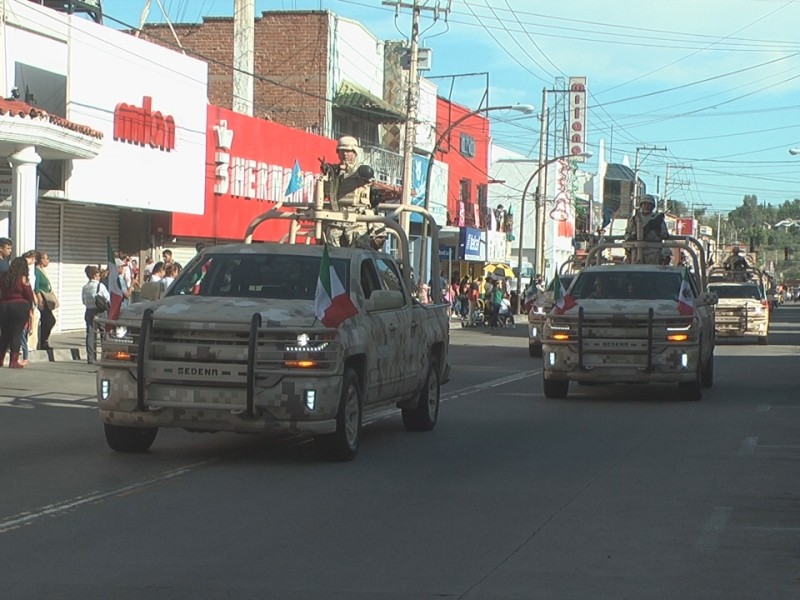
[541, 236, 717, 401]
[708, 266, 769, 345]
[95, 201, 450, 461]
[526, 269, 577, 357]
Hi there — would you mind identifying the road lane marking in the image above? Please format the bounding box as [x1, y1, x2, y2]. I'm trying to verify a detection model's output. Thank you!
[756, 405, 770, 413]
[0, 464, 205, 535]
[363, 369, 541, 426]
[1, 371, 544, 531]
[697, 506, 733, 549]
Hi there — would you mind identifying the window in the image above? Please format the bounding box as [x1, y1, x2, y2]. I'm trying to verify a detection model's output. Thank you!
[168, 253, 348, 300]
[360, 260, 382, 300]
[459, 133, 476, 158]
[375, 258, 406, 299]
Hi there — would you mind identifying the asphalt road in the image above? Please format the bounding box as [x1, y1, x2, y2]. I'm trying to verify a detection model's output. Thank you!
[1, 306, 798, 599]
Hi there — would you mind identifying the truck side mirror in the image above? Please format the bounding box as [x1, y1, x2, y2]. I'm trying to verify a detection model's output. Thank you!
[364, 290, 405, 312]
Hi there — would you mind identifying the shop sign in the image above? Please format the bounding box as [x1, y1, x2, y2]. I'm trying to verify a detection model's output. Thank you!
[486, 230, 506, 263]
[568, 77, 587, 161]
[460, 227, 483, 261]
[674, 217, 694, 236]
[439, 246, 455, 261]
[113, 96, 175, 151]
[0, 168, 10, 210]
[170, 105, 337, 241]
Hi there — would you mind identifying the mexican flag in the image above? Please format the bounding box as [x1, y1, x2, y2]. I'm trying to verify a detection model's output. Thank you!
[677, 270, 694, 315]
[553, 273, 577, 314]
[106, 237, 125, 321]
[315, 244, 358, 327]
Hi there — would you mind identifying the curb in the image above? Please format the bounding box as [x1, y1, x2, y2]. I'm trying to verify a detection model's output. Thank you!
[26, 348, 82, 363]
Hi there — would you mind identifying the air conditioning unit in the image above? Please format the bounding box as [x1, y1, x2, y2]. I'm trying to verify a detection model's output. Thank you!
[400, 48, 432, 71]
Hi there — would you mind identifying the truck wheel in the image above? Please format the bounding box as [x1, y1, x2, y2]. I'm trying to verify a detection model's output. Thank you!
[529, 343, 542, 358]
[315, 368, 362, 461]
[402, 359, 440, 431]
[679, 366, 702, 401]
[543, 377, 569, 399]
[104, 424, 158, 453]
[757, 335, 768, 345]
[701, 354, 714, 388]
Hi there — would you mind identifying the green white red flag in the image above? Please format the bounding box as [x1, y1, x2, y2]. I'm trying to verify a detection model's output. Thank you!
[315, 244, 358, 327]
[677, 270, 694, 315]
[553, 273, 576, 314]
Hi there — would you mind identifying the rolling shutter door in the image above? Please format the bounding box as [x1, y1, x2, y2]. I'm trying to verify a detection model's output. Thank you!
[59, 203, 120, 331]
[168, 244, 199, 270]
[35, 201, 63, 327]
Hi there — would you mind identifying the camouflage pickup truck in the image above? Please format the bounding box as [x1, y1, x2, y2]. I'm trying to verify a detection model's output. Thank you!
[96, 205, 449, 461]
[541, 237, 717, 402]
[707, 267, 770, 345]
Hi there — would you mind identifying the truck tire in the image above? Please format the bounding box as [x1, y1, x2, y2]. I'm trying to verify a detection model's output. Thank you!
[679, 366, 702, 401]
[315, 368, 362, 461]
[104, 423, 158, 453]
[701, 354, 714, 388]
[543, 377, 569, 399]
[529, 343, 542, 358]
[402, 359, 440, 431]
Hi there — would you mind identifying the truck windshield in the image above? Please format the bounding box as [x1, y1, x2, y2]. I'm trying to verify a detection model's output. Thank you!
[571, 271, 684, 301]
[708, 284, 762, 300]
[166, 253, 349, 300]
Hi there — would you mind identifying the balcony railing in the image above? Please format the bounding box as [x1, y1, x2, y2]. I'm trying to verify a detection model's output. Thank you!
[363, 145, 403, 187]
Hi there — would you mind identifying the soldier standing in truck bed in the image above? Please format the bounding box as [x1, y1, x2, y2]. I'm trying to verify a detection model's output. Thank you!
[323, 136, 377, 248]
[625, 194, 669, 264]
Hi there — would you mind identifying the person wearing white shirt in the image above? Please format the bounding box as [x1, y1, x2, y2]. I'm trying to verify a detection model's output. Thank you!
[81, 265, 111, 364]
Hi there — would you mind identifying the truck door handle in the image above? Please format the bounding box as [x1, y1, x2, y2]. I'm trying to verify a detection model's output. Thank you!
[388, 324, 397, 331]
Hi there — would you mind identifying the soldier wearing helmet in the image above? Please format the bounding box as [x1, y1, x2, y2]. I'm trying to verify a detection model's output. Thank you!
[723, 245, 749, 281]
[322, 135, 376, 247]
[624, 194, 669, 264]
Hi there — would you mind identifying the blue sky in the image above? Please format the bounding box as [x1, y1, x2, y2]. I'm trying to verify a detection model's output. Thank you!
[100, 0, 800, 213]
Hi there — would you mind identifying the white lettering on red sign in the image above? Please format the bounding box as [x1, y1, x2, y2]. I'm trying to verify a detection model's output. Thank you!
[113, 96, 175, 151]
[211, 120, 313, 204]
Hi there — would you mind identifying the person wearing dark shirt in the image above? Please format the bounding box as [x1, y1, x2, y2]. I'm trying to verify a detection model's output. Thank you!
[0, 237, 11, 274]
[0, 257, 35, 368]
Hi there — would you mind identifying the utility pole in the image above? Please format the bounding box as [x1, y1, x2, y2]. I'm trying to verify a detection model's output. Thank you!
[535, 87, 548, 277]
[232, 0, 255, 116]
[385, 1, 447, 235]
[631, 145, 667, 211]
[664, 164, 692, 214]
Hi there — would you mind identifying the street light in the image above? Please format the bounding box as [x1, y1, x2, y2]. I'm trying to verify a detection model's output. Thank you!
[514, 151, 592, 312]
[789, 148, 800, 155]
[418, 103, 535, 284]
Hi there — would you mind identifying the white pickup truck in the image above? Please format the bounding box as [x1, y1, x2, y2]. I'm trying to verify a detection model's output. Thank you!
[96, 204, 450, 461]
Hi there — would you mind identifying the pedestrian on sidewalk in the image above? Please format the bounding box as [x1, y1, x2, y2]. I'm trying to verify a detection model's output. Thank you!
[34, 251, 57, 351]
[0, 257, 35, 368]
[0, 237, 12, 274]
[81, 265, 110, 364]
[20, 250, 37, 362]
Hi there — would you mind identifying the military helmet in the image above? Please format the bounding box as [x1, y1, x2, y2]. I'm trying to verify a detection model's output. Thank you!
[640, 195, 656, 207]
[337, 135, 360, 152]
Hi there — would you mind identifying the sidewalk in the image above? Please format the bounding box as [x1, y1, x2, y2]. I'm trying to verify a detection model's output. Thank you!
[26, 329, 86, 363]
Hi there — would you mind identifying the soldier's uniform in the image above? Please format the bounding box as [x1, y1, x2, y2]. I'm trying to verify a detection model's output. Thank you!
[323, 136, 376, 247]
[625, 196, 669, 264]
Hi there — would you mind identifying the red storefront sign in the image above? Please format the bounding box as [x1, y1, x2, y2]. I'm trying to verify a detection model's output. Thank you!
[674, 217, 694, 236]
[113, 96, 176, 151]
[170, 105, 338, 242]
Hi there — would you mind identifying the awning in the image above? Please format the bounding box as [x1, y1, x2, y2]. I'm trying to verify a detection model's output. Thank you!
[334, 81, 406, 123]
